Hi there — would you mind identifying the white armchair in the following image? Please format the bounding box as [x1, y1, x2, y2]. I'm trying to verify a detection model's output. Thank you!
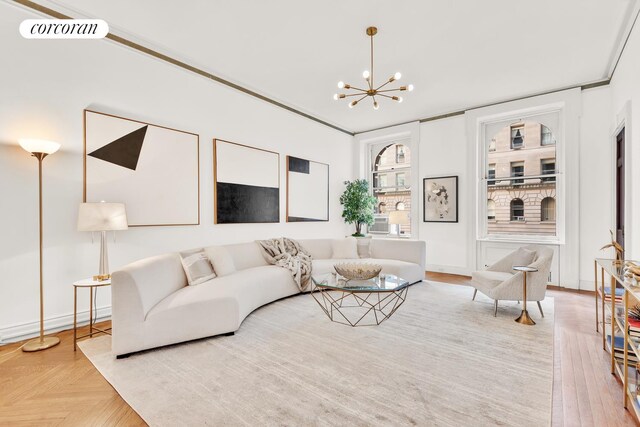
[470, 245, 554, 317]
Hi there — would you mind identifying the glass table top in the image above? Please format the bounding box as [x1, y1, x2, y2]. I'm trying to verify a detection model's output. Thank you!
[311, 273, 410, 292]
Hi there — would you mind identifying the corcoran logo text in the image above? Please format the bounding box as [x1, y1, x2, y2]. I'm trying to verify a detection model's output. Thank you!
[20, 19, 109, 39]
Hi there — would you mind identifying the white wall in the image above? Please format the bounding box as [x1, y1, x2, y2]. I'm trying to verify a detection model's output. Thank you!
[0, 4, 353, 343]
[610, 17, 640, 262]
[579, 86, 614, 289]
[418, 116, 470, 275]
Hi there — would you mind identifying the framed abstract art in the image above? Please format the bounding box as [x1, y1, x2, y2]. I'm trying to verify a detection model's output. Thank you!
[423, 175, 458, 223]
[286, 156, 329, 222]
[84, 110, 200, 227]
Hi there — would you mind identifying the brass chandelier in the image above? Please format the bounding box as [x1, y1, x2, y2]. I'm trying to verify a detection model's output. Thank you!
[334, 26, 413, 110]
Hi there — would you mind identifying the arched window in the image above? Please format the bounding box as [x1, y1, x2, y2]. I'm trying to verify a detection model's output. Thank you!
[372, 141, 412, 236]
[487, 200, 496, 220]
[511, 199, 524, 221]
[541, 197, 555, 221]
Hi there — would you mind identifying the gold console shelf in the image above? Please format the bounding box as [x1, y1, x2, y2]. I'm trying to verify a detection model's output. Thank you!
[595, 258, 640, 420]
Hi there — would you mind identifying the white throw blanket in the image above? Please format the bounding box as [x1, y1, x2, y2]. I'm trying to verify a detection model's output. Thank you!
[258, 237, 312, 291]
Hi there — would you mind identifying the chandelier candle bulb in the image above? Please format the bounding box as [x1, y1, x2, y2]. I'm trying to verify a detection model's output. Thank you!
[333, 26, 413, 109]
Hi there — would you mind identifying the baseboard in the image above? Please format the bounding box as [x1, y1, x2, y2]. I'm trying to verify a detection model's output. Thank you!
[0, 306, 112, 345]
[425, 264, 472, 277]
[579, 279, 596, 292]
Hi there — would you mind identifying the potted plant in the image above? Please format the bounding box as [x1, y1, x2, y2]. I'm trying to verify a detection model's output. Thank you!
[339, 179, 376, 237]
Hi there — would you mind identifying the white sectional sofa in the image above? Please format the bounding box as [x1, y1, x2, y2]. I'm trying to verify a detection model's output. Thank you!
[111, 238, 426, 357]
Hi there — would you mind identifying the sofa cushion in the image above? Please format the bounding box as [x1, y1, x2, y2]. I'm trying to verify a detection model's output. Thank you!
[298, 239, 333, 259]
[312, 258, 362, 275]
[205, 245, 236, 276]
[225, 242, 269, 270]
[332, 237, 358, 259]
[180, 248, 216, 286]
[146, 266, 299, 325]
[471, 270, 514, 291]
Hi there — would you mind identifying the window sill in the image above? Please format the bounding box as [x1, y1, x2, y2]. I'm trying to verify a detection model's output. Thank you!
[478, 235, 562, 245]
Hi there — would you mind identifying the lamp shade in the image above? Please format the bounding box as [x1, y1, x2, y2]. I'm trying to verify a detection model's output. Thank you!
[19, 139, 61, 155]
[388, 210, 410, 225]
[77, 202, 128, 231]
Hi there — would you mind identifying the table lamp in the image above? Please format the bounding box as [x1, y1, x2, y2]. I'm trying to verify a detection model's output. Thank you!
[388, 210, 410, 237]
[77, 202, 128, 281]
[19, 138, 62, 352]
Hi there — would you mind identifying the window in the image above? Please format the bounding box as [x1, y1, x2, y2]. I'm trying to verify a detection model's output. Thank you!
[487, 199, 496, 220]
[511, 125, 524, 149]
[541, 159, 555, 182]
[396, 145, 406, 163]
[511, 161, 524, 184]
[484, 119, 558, 238]
[510, 199, 525, 221]
[541, 197, 555, 221]
[541, 125, 555, 145]
[371, 141, 412, 236]
[488, 164, 496, 186]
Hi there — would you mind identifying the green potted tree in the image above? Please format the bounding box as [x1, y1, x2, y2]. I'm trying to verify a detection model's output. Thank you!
[339, 179, 376, 237]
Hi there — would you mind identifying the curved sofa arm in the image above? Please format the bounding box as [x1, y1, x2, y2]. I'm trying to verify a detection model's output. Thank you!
[369, 239, 426, 272]
[111, 253, 187, 356]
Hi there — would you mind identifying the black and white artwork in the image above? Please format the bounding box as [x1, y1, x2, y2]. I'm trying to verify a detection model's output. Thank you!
[286, 156, 329, 222]
[84, 110, 200, 226]
[214, 139, 280, 223]
[423, 176, 458, 223]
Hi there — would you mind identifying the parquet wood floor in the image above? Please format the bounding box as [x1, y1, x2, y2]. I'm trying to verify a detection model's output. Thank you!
[0, 273, 636, 426]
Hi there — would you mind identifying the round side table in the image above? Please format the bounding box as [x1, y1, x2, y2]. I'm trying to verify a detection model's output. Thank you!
[73, 278, 112, 351]
[512, 266, 539, 326]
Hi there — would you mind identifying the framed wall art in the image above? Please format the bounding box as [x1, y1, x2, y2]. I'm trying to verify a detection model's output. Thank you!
[213, 139, 280, 224]
[423, 175, 458, 223]
[84, 109, 200, 226]
[286, 156, 329, 222]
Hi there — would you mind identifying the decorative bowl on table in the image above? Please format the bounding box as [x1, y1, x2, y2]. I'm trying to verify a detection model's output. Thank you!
[334, 263, 382, 281]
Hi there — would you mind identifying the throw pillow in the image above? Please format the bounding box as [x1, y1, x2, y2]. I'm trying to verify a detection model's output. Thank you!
[180, 249, 216, 286]
[512, 247, 536, 268]
[332, 237, 359, 259]
[205, 245, 237, 276]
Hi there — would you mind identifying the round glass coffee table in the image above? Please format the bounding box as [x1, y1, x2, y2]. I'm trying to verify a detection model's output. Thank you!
[310, 273, 411, 327]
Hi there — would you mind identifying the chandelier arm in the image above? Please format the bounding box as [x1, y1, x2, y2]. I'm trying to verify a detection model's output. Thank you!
[355, 94, 369, 104]
[346, 86, 370, 92]
[374, 80, 393, 91]
[376, 88, 403, 93]
[343, 92, 367, 97]
[377, 93, 397, 100]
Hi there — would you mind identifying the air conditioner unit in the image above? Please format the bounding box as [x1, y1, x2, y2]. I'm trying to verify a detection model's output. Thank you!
[369, 215, 390, 234]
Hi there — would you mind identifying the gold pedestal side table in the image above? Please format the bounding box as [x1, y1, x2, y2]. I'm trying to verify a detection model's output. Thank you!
[73, 278, 111, 351]
[513, 266, 539, 325]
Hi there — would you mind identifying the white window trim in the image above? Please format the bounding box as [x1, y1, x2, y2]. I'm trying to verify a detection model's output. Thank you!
[354, 122, 420, 240]
[474, 102, 566, 245]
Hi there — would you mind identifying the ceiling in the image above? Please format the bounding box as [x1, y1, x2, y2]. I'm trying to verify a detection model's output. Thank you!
[28, 0, 639, 133]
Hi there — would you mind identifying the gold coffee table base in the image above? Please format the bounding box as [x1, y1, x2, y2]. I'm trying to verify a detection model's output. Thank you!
[515, 309, 536, 325]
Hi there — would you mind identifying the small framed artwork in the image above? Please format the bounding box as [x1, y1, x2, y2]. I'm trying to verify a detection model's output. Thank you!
[423, 176, 458, 223]
[286, 156, 329, 222]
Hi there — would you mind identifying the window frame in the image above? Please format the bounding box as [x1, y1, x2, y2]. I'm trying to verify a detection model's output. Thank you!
[476, 105, 564, 245]
[511, 125, 525, 149]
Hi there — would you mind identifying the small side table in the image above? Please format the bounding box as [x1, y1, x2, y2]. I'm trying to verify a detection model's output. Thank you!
[73, 278, 112, 351]
[512, 266, 539, 326]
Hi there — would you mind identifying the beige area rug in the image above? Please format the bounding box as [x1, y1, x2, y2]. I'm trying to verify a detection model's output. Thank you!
[79, 282, 554, 426]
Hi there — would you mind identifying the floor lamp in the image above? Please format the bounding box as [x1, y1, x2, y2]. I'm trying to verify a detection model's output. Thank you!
[19, 138, 62, 352]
